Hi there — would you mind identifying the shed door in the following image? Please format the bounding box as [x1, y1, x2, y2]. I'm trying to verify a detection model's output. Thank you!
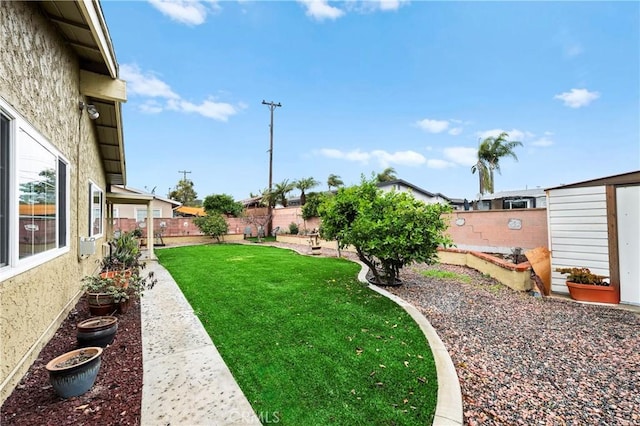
[617, 185, 640, 305]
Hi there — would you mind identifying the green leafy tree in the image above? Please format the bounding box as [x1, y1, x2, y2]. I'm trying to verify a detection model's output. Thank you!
[319, 177, 452, 285]
[376, 167, 397, 183]
[193, 213, 228, 243]
[169, 179, 198, 206]
[471, 132, 522, 195]
[301, 192, 326, 220]
[327, 174, 344, 191]
[294, 177, 319, 205]
[202, 194, 243, 217]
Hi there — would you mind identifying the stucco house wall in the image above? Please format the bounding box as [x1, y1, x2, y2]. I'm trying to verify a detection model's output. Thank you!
[0, 1, 117, 403]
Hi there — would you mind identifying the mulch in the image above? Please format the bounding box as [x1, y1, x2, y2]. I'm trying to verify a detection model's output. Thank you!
[1, 295, 142, 426]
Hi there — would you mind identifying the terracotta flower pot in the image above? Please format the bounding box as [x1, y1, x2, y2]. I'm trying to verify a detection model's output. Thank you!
[99, 269, 132, 288]
[45, 347, 103, 398]
[566, 281, 618, 304]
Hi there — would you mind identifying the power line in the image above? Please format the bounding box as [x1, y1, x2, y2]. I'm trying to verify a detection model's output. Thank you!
[178, 170, 192, 181]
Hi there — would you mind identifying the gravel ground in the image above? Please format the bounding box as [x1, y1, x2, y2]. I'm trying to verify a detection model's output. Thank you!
[260, 241, 640, 425]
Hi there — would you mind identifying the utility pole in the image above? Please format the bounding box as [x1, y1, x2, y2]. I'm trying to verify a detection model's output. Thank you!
[262, 100, 281, 236]
[178, 170, 191, 181]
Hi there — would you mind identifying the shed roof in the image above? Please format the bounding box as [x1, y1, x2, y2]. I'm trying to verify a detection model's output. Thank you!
[546, 170, 640, 191]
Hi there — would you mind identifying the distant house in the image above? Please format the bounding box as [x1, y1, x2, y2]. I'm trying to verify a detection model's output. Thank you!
[0, 0, 128, 403]
[475, 188, 546, 210]
[110, 185, 181, 220]
[546, 170, 640, 305]
[377, 179, 453, 205]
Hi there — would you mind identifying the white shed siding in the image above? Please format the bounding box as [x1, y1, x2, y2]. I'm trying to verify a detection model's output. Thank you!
[547, 186, 609, 293]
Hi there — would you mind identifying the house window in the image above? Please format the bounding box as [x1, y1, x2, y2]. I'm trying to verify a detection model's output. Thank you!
[89, 182, 103, 237]
[136, 208, 161, 222]
[0, 98, 69, 278]
[504, 199, 531, 209]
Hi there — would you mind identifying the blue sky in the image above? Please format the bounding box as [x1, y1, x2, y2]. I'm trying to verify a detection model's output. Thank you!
[101, 1, 639, 202]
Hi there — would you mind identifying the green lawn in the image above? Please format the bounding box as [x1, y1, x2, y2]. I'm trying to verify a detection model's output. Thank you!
[156, 244, 437, 425]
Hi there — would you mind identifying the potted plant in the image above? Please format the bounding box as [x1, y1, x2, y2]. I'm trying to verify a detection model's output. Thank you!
[82, 270, 156, 315]
[45, 347, 103, 398]
[82, 274, 118, 316]
[556, 267, 618, 304]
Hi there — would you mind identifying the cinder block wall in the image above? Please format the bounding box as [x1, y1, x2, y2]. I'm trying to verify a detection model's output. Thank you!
[443, 208, 548, 254]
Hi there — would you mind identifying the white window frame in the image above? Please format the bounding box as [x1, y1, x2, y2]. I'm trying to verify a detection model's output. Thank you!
[0, 98, 70, 281]
[135, 208, 161, 222]
[89, 180, 104, 237]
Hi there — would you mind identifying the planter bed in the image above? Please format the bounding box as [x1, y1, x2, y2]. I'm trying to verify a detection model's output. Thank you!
[1, 297, 142, 425]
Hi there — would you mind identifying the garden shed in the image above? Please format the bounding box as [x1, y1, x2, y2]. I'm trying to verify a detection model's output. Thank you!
[546, 170, 640, 305]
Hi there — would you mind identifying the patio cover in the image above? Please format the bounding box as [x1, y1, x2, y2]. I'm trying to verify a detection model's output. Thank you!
[106, 192, 156, 259]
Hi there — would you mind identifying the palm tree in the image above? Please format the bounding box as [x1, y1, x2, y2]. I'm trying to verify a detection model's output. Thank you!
[376, 167, 397, 183]
[295, 177, 319, 205]
[259, 188, 277, 209]
[273, 179, 295, 207]
[327, 174, 344, 191]
[471, 132, 522, 195]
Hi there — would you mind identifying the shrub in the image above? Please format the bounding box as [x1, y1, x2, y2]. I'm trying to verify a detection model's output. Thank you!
[319, 176, 452, 285]
[194, 213, 229, 242]
[288, 222, 299, 235]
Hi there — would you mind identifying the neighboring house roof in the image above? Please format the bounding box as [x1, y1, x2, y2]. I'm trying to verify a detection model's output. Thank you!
[175, 206, 206, 217]
[241, 196, 263, 207]
[110, 185, 181, 206]
[545, 170, 640, 191]
[38, 1, 127, 185]
[480, 188, 546, 200]
[377, 179, 453, 202]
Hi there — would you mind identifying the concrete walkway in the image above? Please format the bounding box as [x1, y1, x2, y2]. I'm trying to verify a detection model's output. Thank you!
[140, 260, 260, 425]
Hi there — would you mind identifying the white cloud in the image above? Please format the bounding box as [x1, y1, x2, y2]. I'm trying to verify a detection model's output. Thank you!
[426, 159, 455, 169]
[166, 98, 241, 122]
[416, 118, 449, 134]
[139, 100, 164, 114]
[371, 150, 426, 167]
[476, 128, 527, 142]
[443, 147, 477, 167]
[554, 88, 600, 108]
[531, 137, 554, 147]
[121, 64, 179, 99]
[448, 127, 463, 136]
[316, 148, 426, 167]
[318, 148, 370, 163]
[148, 0, 218, 26]
[122, 63, 243, 121]
[298, 0, 345, 21]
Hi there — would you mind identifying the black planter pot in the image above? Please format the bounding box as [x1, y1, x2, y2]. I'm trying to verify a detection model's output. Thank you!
[77, 316, 118, 348]
[45, 347, 103, 398]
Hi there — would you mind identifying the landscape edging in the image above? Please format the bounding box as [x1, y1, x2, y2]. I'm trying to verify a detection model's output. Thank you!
[355, 262, 464, 426]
